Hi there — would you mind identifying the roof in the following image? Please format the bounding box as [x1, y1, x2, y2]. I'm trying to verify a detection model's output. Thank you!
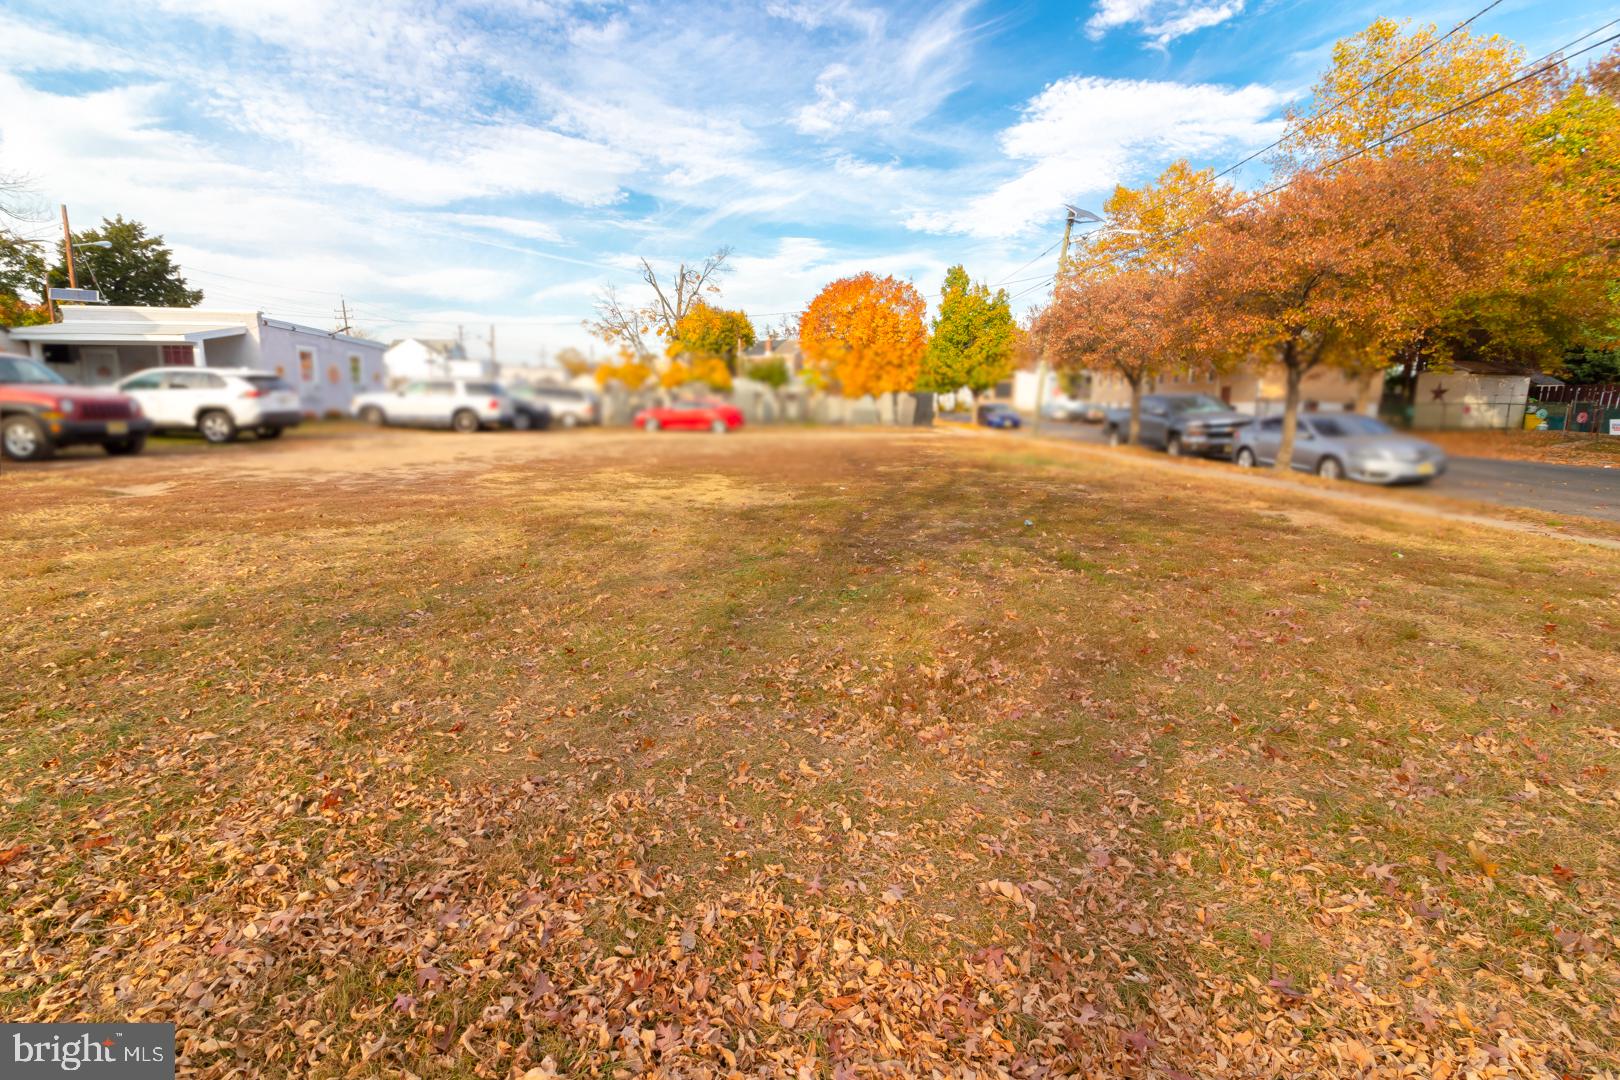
[7, 322, 246, 344]
[385, 337, 466, 357]
[742, 336, 800, 359]
[261, 319, 384, 349]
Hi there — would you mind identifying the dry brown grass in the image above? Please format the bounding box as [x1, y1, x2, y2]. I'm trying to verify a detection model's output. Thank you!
[1421, 428, 1620, 466]
[2, 427, 1617, 1077]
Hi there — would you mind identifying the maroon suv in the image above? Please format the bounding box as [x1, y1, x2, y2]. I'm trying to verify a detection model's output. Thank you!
[1, 353, 152, 461]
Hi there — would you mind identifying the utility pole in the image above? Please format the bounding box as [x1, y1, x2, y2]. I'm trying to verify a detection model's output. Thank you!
[488, 324, 497, 371]
[336, 297, 352, 334]
[1038, 207, 1099, 435]
[60, 204, 77, 289]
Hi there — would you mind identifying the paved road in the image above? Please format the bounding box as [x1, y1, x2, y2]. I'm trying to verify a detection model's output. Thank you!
[1028, 420, 1620, 523]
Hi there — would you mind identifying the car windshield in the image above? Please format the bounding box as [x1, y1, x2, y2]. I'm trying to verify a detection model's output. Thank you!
[1309, 415, 1393, 438]
[0, 355, 69, 385]
[1166, 395, 1227, 414]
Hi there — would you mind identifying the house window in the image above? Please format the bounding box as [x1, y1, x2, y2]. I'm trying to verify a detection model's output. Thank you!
[349, 355, 362, 383]
[161, 344, 196, 366]
[298, 349, 315, 382]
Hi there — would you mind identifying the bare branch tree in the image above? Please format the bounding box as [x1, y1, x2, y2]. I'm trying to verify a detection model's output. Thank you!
[588, 283, 653, 358]
[639, 246, 732, 336]
[588, 247, 733, 358]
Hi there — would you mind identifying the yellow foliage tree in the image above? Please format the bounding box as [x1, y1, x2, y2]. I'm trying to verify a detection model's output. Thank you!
[1282, 18, 1556, 169]
[659, 356, 733, 392]
[799, 273, 927, 400]
[1080, 160, 1232, 277]
[594, 354, 653, 390]
[666, 301, 755, 373]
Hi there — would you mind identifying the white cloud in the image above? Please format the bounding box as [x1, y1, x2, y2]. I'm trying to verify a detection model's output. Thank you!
[764, 1, 884, 35]
[1085, 0, 1245, 46]
[907, 75, 1284, 238]
[794, 64, 894, 135]
[441, 213, 564, 243]
[789, 2, 982, 137]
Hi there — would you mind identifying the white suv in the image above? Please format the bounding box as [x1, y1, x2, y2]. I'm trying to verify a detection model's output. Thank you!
[511, 384, 599, 427]
[115, 367, 303, 443]
[351, 379, 513, 432]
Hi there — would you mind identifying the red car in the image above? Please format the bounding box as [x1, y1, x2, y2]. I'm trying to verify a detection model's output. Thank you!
[2, 353, 151, 461]
[634, 399, 744, 433]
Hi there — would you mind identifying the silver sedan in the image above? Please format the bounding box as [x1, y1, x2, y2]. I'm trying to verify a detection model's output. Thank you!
[1233, 413, 1447, 484]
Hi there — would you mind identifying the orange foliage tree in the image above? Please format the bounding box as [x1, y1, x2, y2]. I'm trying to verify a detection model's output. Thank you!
[799, 273, 927, 403]
[1036, 268, 1191, 445]
[1280, 21, 1614, 377]
[1190, 156, 1504, 470]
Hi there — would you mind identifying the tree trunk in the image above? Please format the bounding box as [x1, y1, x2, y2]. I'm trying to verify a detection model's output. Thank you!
[1127, 377, 1143, 445]
[1275, 348, 1304, 472]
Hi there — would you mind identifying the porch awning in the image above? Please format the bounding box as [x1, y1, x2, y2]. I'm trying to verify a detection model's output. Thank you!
[7, 322, 247, 345]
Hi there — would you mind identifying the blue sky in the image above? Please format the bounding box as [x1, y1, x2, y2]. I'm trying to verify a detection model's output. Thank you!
[0, 0, 1610, 362]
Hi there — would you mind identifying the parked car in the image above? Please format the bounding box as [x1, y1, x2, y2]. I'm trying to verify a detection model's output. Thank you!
[115, 366, 302, 443]
[1, 353, 151, 461]
[1043, 397, 1105, 423]
[1233, 413, 1447, 483]
[1103, 394, 1250, 457]
[634, 399, 743, 433]
[351, 379, 513, 432]
[511, 384, 599, 428]
[504, 389, 552, 431]
[976, 402, 1023, 429]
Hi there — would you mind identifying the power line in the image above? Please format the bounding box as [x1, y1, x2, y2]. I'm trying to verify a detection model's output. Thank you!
[1009, 0, 1515, 303]
[1211, 0, 1507, 184]
[1019, 21, 1617, 306]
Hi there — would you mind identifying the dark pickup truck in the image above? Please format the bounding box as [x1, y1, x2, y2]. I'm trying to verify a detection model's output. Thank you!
[1102, 393, 1252, 458]
[1, 353, 151, 461]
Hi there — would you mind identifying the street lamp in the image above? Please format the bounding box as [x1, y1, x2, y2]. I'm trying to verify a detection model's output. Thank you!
[72, 240, 112, 297]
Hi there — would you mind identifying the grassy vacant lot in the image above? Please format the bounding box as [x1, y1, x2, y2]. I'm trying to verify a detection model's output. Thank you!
[2, 428, 1617, 1078]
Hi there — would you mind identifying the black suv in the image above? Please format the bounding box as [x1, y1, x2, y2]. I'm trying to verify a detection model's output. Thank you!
[1102, 393, 1251, 458]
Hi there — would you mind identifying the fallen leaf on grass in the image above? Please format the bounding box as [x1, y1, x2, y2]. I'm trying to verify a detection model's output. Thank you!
[1467, 841, 1500, 878]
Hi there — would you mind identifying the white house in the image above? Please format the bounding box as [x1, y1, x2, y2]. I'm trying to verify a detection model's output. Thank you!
[383, 337, 497, 384]
[7, 305, 387, 417]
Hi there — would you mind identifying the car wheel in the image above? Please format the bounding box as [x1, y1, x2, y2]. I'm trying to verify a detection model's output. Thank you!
[561, 413, 579, 428]
[198, 410, 237, 444]
[2, 415, 53, 461]
[1106, 426, 1122, 447]
[511, 410, 534, 431]
[644, 417, 660, 432]
[451, 409, 480, 433]
[1165, 433, 1183, 457]
[359, 405, 386, 426]
[710, 418, 727, 434]
[1317, 456, 1345, 480]
[103, 434, 147, 456]
[255, 426, 284, 440]
[1235, 446, 1257, 468]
